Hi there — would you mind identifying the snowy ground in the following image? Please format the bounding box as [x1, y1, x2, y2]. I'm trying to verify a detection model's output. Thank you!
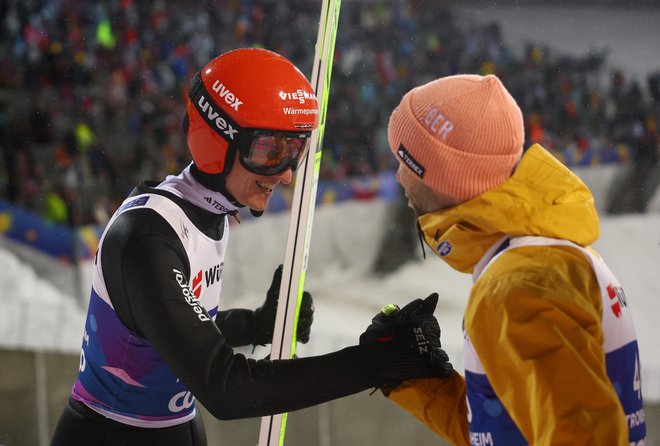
[1, 199, 659, 402]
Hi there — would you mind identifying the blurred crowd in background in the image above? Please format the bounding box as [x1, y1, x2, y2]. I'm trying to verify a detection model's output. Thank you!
[0, 0, 659, 227]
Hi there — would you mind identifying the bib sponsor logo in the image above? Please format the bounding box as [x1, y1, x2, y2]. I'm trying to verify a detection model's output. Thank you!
[191, 264, 223, 299]
[191, 270, 203, 299]
[627, 408, 646, 429]
[204, 263, 222, 287]
[469, 431, 494, 446]
[211, 80, 243, 110]
[396, 144, 425, 178]
[606, 283, 628, 318]
[172, 269, 210, 322]
[168, 391, 195, 412]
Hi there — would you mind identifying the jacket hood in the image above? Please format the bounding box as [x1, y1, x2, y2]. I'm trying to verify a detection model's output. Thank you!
[418, 144, 599, 273]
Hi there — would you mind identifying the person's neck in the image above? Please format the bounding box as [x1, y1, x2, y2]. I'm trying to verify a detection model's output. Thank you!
[157, 164, 241, 215]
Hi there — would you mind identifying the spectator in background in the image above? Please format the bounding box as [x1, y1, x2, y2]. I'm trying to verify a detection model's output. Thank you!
[0, 0, 658, 223]
[0, 100, 11, 201]
[43, 181, 70, 225]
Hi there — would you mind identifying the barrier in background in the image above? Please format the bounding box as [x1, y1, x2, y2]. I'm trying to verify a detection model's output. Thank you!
[0, 171, 397, 263]
[0, 201, 103, 263]
[0, 164, 631, 263]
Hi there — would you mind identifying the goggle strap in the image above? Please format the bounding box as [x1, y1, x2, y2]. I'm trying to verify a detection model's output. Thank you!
[188, 72, 244, 144]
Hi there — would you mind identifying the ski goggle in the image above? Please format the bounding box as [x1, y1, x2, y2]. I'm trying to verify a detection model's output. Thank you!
[238, 129, 312, 176]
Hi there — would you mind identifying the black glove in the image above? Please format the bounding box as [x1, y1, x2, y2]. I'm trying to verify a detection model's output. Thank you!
[361, 293, 453, 388]
[252, 265, 314, 345]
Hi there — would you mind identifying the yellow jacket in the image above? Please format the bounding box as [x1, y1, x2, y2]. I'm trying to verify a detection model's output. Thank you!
[388, 144, 636, 445]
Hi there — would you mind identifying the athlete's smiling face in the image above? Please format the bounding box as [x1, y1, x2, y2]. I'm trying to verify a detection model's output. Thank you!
[225, 151, 293, 211]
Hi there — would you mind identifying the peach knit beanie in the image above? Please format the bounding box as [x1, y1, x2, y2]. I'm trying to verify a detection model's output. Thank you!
[388, 74, 524, 201]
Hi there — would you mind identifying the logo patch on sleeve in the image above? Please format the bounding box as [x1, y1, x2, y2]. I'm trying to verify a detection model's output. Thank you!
[117, 196, 149, 213]
[396, 144, 425, 178]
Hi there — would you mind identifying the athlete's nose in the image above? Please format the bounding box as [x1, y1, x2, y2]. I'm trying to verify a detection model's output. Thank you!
[277, 167, 293, 185]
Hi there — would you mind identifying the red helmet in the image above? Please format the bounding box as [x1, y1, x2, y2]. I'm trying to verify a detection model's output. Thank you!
[185, 48, 320, 175]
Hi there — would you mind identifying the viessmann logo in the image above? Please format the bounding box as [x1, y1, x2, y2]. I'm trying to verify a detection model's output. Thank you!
[279, 89, 316, 104]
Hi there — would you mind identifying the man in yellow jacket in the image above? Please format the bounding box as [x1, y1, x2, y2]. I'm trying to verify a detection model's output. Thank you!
[383, 73, 646, 445]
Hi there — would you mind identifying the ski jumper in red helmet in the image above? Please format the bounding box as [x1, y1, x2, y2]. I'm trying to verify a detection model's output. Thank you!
[185, 48, 320, 177]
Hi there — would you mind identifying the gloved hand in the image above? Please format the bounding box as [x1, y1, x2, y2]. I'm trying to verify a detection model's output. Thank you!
[252, 265, 314, 345]
[361, 293, 453, 388]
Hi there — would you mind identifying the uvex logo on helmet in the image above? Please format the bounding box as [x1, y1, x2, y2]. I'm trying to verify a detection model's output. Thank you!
[197, 95, 239, 140]
[211, 80, 243, 111]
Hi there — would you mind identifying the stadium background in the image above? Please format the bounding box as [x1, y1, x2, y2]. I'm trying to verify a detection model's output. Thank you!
[1, 1, 659, 445]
